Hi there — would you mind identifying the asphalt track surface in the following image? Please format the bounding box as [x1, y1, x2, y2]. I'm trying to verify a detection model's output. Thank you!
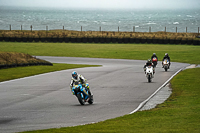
[0, 56, 189, 133]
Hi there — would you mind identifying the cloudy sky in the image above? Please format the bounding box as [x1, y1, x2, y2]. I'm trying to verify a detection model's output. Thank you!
[0, 0, 199, 9]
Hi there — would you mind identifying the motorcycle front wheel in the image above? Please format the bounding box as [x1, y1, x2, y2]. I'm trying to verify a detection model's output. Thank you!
[77, 93, 85, 105]
[148, 75, 151, 83]
[164, 66, 168, 71]
[88, 95, 93, 104]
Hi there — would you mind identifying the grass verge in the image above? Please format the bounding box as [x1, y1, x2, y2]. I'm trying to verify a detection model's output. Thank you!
[0, 42, 200, 64]
[0, 63, 99, 82]
[22, 67, 200, 133]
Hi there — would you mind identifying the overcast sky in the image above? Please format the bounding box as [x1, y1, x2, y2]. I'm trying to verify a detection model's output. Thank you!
[0, 0, 199, 9]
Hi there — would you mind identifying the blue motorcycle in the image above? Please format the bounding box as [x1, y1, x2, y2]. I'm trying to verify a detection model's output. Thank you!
[72, 82, 93, 105]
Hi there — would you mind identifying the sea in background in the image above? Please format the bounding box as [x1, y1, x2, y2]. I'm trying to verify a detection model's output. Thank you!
[0, 6, 199, 33]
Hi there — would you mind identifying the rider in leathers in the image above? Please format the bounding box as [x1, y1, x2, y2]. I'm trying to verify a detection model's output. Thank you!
[151, 53, 158, 67]
[70, 71, 91, 95]
[151, 53, 158, 61]
[143, 59, 155, 74]
[162, 53, 171, 68]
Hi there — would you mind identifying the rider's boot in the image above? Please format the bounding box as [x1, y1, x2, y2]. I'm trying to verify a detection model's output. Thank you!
[88, 88, 92, 96]
[85, 97, 90, 102]
[86, 84, 92, 96]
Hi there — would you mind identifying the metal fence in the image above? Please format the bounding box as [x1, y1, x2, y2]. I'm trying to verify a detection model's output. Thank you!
[5, 25, 200, 34]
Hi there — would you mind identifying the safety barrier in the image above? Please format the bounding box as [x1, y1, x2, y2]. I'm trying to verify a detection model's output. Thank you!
[0, 36, 200, 45]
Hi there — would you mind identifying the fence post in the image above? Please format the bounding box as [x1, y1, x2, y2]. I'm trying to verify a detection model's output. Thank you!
[118, 26, 119, 32]
[99, 26, 101, 32]
[198, 27, 199, 34]
[176, 27, 177, 33]
[165, 27, 166, 32]
[21, 25, 22, 31]
[63, 26, 64, 30]
[10, 25, 11, 31]
[46, 26, 48, 37]
[133, 26, 135, 32]
[30, 25, 32, 32]
[81, 26, 82, 32]
[186, 27, 187, 33]
[149, 27, 151, 33]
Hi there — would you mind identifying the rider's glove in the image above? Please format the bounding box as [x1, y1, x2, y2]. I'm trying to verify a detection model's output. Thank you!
[71, 89, 75, 95]
[70, 85, 75, 95]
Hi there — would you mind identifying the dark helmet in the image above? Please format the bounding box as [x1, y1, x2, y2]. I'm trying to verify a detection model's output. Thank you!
[72, 71, 78, 79]
[147, 59, 151, 63]
[165, 53, 168, 56]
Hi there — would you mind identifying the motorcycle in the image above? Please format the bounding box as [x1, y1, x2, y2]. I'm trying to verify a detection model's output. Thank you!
[72, 81, 93, 105]
[152, 57, 158, 67]
[145, 66, 154, 82]
[162, 59, 170, 71]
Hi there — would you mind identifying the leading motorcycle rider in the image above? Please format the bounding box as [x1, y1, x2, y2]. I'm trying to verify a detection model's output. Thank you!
[70, 71, 91, 95]
[162, 53, 171, 68]
[151, 53, 158, 61]
[143, 59, 155, 74]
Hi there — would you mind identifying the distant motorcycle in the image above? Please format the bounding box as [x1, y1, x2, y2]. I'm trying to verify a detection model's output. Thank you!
[145, 66, 154, 82]
[162, 59, 170, 71]
[152, 57, 158, 67]
[72, 82, 93, 105]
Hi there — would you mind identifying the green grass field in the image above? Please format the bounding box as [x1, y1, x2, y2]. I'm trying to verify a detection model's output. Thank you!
[0, 42, 199, 133]
[0, 42, 200, 64]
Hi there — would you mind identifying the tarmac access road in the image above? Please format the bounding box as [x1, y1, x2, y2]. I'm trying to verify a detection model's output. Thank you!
[0, 56, 189, 133]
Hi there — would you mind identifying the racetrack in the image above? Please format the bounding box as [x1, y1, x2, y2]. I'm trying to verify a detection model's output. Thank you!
[0, 57, 189, 133]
